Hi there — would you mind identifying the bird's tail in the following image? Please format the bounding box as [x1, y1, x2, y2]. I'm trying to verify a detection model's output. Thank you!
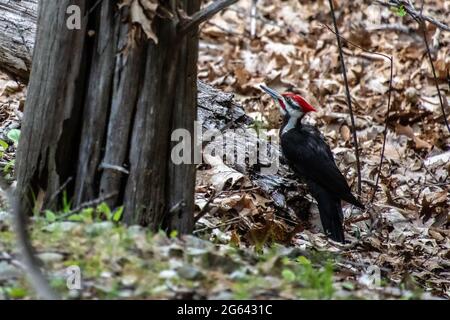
[316, 192, 345, 243]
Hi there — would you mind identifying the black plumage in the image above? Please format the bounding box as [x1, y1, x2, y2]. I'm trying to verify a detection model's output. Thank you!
[260, 84, 364, 243]
[280, 118, 364, 242]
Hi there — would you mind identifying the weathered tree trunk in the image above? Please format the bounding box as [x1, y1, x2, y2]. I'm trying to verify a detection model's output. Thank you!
[4, 0, 301, 232]
[15, 0, 200, 233]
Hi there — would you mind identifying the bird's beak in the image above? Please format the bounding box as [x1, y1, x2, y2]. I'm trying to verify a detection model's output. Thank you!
[260, 85, 282, 100]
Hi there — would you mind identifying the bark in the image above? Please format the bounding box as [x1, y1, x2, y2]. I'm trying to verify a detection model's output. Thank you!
[3, 0, 304, 229]
[15, 0, 201, 233]
[0, 0, 37, 81]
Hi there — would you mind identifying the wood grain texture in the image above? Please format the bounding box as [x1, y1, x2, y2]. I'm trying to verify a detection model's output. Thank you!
[6, 0, 295, 234]
[15, 0, 88, 211]
[0, 0, 37, 81]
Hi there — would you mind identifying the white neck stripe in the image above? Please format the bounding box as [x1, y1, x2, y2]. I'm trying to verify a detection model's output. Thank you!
[282, 116, 298, 135]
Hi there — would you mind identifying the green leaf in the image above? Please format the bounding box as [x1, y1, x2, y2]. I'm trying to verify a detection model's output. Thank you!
[97, 202, 111, 220]
[3, 160, 15, 174]
[81, 208, 94, 222]
[342, 282, 355, 291]
[169, 230, 178, 239]
[112, 206, 124, 222]
[7, 129, 21, 146]
[0, 139, 9, 150]
[45, 210, 56, 222]
[297, 256, 311, 265]
[68, 214, 83, 222]
[6, 287, 27, 299]
[391, 5, 407, 17]
[62, 191, 72, 213]
[281, 269, 296, 282]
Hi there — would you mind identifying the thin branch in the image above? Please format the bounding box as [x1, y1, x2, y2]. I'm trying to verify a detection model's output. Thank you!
[328, 0, 362, 196]
[194, 189, 217, 223]
[371, 59, 394, 203]
[321, 24, 392, 61]
[321, 23, 394, 204]
[46, 177, 73, 209]
[0, 177, 58, 300]
[417, 4, 450, 133]
[57, 192, 119, 220]
[375, 0, 450, 32]
[179, 0, 238, 35]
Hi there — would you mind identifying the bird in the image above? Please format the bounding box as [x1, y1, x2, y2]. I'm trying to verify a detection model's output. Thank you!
[260, 85, 364, 243]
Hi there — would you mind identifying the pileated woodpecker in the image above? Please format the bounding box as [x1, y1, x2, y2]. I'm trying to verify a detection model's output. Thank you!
[261, 85, 364, 243]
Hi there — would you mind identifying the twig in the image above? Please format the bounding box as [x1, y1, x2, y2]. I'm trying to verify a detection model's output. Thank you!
[321, 24, 392, 61]
[371, 59, 394, 203]
[194, 190, 217, 223]
[57, 192, 118, 220]
[0, 177, 58, 299]
[193, 216, 241, 234]
[375, 0, 450, 32]
[84, 0, 105, 18]
[46, 177, 73, 209]
[179, 0, 238, 35]
[345, 213, 372, 225]
[204, 21, 242, 36]
[99, 162, 130, 175]
[169, 200, 187, 214]
[328, 0, 362, 196]
[416, 3, 450, 133]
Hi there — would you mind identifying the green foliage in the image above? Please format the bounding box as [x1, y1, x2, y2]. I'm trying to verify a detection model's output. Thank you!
[38, 192, 124, 224]
[96, 202, 123, 222]
[281, 269, 296, 282]
[67, 208, 94, 223]
[7, 129, 21, 146]
[5, 286, 27, 299]
[231, 276, 267, 300]
[295, 257, 334, 299]
[2, 159, 14, 174]
[97, 202, 111, 220]
[0, 137, 15, 175]
[45, 210, 57, 223]
[278, 255, 335, 299]
[62, 191, 72, 213]
[169, 230, 179, 239]
[391, 5, 407, 17]
[0, 139, 8, 158]
[112, 206, 124, 222]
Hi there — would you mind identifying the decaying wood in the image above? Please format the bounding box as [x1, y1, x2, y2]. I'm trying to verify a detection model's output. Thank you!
[1, 1, 305, 221]
[197, 81, 308, 219]
[0, 0, 37, 81]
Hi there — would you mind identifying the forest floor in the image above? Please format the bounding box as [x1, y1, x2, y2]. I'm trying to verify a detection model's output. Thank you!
[0, 0, 449, 299]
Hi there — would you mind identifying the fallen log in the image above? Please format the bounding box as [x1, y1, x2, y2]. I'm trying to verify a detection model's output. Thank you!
[0, 0, 37, 82]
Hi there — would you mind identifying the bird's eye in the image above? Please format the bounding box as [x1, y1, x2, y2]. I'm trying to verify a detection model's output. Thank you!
[287, 97, 298, 109]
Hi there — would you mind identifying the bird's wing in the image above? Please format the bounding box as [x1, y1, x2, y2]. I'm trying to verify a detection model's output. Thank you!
[281, 127, 361, 207]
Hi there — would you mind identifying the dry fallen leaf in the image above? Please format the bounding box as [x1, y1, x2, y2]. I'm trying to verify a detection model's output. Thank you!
[120, 0, 159, 44]
[395, 123, 432, 150]
[202, 154, 246, 191]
